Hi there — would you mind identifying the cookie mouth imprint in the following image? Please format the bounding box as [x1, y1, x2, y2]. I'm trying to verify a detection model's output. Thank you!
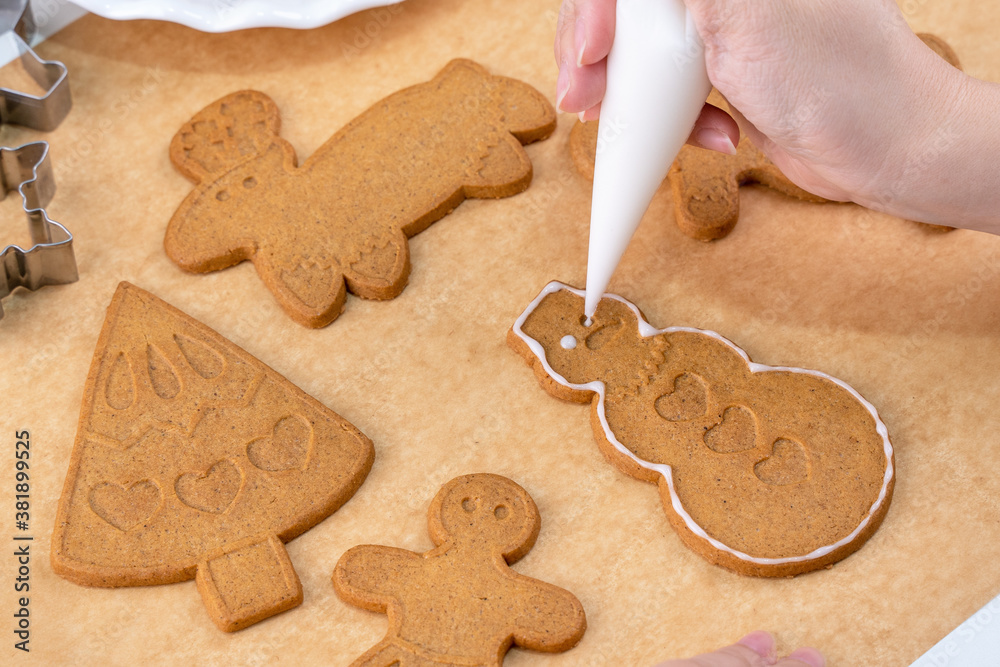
[511, 280, 894, 567]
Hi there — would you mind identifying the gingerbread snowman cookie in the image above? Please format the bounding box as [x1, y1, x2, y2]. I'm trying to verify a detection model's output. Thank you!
[509, 282, 894, 577]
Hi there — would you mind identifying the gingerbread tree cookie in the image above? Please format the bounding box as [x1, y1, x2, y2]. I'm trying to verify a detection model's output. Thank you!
[333, 473, 586, 665]
[569, 33, 961, 240]
[508, 282, 894, 577]
[51, 282, 374, 631]
[167, 59, 557, 328]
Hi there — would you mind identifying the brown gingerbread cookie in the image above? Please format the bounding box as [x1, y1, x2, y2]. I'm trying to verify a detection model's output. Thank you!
[51, 282, 375, 631]
[167, 59, 556, 328]
[333, 473, 586, 665]
[569, 33, 961, 239]
[508, 282, 894, 577]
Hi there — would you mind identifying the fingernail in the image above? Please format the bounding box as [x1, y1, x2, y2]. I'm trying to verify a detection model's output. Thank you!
[575, 17, 587, 67]
[695, 127, 738, 155]
[556, 60, 571, 110]
[737, 631, 776, 660]
[788, 648, 826, 667]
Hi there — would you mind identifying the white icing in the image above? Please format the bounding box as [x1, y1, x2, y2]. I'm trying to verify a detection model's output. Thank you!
[512, 281, 895, 566]
[560, 335, 578, 350]
[584, 0, 711, 318]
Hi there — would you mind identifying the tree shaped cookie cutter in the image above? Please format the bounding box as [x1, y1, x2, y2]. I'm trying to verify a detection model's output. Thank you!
[0, 141, 77, 318]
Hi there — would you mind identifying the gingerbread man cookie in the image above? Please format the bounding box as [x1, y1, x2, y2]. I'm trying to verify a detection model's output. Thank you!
[52, 283, 374, 631]
[167, 59, 557, 327]
[509, 282, 894, 577]
[569, 33, 961, 240]
[333, 473, 586, 665]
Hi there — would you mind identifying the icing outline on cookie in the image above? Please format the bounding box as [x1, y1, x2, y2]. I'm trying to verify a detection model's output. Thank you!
[512, 281, 893, 567]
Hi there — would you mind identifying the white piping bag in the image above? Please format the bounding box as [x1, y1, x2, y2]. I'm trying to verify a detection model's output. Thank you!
[584, 0, 712, 320]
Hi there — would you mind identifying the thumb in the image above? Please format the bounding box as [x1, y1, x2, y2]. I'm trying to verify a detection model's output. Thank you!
[777, 648, 825, 667]
[655, 631, 776, 666]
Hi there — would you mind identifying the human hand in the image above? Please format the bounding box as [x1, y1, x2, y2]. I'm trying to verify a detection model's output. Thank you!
[554, 0, 981, 226]
[554, 0, 741, 157]
[654, 631, 825, 667]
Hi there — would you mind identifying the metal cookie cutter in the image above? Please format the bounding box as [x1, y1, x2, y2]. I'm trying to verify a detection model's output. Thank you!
[0, 141, 75, 318]
[0, 0, 72, 130]
[0, 0, 75, 318]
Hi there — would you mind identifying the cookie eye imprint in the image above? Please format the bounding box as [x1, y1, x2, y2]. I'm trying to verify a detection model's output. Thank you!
[461, 497, 477, 513]
[560, 335, 577, 350]
[242, 176, 257, 189]
[215, 190, 229, 201]
[494, 505, 509, 520]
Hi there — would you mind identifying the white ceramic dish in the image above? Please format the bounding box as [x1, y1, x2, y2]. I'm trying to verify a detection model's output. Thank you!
[68, 0, 401, 32]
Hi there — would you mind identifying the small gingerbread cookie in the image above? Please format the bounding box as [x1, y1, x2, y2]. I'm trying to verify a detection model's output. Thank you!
[51, 282, 374, 631]
[508, 282, 894, 577]
[167, 59, 557, 327]
[333, 473, 586, 665]
[569, 33, 962, 239]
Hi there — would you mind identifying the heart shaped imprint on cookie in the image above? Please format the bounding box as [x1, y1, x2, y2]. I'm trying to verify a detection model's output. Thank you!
[175, 460, 242, 514]
[88, 480, 162, 532]
[246, 415, 313, 472]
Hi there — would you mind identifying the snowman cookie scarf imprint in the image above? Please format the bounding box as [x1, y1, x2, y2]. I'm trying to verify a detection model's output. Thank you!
[508, 282, 894, 577]
[51, 282, 374, 631]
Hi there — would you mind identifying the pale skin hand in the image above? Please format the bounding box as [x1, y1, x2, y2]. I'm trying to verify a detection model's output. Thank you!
[555, 0, 1000, 233]
[654, 631, 825, 667]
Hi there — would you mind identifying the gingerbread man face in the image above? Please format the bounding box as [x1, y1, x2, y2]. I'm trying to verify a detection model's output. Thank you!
[333, 474, 586, 666]
[430, 474, 540, 563]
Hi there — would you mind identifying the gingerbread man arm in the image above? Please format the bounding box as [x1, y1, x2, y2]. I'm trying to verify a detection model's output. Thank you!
[463, 133, 534, 199]
[332, 545, 421, 613]
[510, 576, 587, 653]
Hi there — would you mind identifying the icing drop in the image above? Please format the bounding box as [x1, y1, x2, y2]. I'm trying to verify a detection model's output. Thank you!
[560, 335, 577, 350]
